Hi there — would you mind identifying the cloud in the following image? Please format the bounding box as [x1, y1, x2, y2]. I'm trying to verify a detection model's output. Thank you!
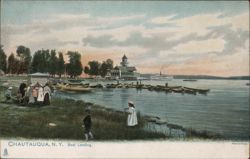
[1, 9, 249, 76]
[173, 38, 225, 54]
[207, 25, 249, 55]
[150, 14, 177, 24]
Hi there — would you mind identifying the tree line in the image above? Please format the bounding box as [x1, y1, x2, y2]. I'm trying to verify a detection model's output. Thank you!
[0, 45, 114, 78]
[84, 59, 114, 77]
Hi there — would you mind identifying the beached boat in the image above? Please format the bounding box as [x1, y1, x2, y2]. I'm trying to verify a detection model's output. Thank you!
[60, 85, 93, 92]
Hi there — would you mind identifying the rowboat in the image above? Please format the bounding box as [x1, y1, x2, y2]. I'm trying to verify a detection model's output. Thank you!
[60, 85, 93, 92]
[183, 79, 197, 82]
[183, 87, 209, 94]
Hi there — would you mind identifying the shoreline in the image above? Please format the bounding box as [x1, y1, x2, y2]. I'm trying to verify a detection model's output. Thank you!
[1, 78, 247, 141]
[0, 91, 223, 140]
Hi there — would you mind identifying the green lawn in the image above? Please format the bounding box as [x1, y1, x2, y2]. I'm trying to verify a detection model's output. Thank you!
[0, 96, 166, 140]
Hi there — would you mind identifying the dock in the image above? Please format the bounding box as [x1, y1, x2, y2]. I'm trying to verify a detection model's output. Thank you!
[54, 81, 210, 95]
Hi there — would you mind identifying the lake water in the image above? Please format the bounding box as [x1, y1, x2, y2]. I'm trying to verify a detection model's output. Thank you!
[54, 79, 250, 140]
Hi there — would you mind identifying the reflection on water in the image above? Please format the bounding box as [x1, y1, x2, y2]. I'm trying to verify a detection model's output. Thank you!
[55, 79, 250, 140]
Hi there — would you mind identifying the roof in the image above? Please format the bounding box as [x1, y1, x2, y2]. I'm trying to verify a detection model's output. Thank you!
[30, 72, 49, 77]
[113, 66, 136, 72]
[122, 54, 127, 59]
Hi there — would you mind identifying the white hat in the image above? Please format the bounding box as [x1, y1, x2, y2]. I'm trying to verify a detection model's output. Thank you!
[8, 87, 13, 90]
[128, 101, 134, 105]
[85, 106, 91, 112]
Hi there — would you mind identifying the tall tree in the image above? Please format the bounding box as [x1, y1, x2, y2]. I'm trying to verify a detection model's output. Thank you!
[99, 59, 114, 77]
[48, 50, 58, 76]
[0, 45, 7, 73]
[66, 51, 83, 78]
[99, 62, 109, 77]
[7, 53, 16, 74]
[84, 66, 90, 75]
[57, 52, 65, 78]
[31, 51, 41, 73]
[43, 49, 50, 73]
[16, 45, 31, 74]
[88, 61, 100, 76]
[106, 59, 114, 69]
[31, 49, 51, 73]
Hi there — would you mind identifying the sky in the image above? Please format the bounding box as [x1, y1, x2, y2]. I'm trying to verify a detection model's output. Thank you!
[1, 0, 249, 76]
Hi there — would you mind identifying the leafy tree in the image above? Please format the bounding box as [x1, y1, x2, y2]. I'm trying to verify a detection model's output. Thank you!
[31, 49, 51, 73]
[13, 58, 20, 74]
[106, 58, 114, 69]
[0, 45, 7, 73]
[84, 66, 90, 75]
[66, 51, 83, 78]
[7, 53, 20, 74]
[48, 50, 58, 76]
[57, 52, 65, 78]
[88, 61, 100, 76]
[99, 59, 114, 77]
[31, 51, 41, 73]
[16, 45, 31, 74]
[7, 53, 15, 74]
[43, 49, 50, 73]
[99, 62, 109, 77]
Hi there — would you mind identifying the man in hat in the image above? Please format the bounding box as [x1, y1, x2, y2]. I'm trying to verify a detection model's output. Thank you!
[125, 101, 138, 127]
[82, 107, 94, 141]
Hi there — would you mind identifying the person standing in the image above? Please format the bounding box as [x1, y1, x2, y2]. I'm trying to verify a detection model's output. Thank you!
[19, 80, 27, 103]
[28, 85, 35, 104]
[37, 87, 44, 103]
[126, 101, 138, 127]
[82, 108, 94, 141]
[19, 80, 27, 98]
[5, 87, 12, 102]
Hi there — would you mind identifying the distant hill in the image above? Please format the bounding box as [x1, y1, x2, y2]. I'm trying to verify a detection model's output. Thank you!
[173, 75, 250, 80]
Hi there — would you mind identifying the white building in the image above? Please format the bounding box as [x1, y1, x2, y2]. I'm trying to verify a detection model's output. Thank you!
[109, 55, 140, 80]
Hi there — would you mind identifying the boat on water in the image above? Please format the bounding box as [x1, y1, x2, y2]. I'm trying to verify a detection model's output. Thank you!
[150, 67, 173, 81]
[246, 83, 250, 86]
[183, 87, 209, 94]
[150, 75, 173, 81]
[57, 84, 93, 93]
[183, 79, 197, 82]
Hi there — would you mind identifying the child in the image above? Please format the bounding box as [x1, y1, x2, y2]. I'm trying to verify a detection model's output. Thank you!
[82, 108, 94, 141]
[125, 101, 138, 127]
[5, 87, 12, 102]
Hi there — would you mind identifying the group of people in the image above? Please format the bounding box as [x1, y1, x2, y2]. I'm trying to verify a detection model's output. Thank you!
[5, 80, 51, 105]
[82, 101, 138, 141]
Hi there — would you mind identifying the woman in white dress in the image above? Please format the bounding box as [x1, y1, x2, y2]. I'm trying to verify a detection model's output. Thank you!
[37, 87, 44, 102]
[126, 101, 138, 127]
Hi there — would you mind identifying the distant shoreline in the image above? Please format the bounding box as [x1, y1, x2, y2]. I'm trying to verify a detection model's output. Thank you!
[1, 74, 250, 81]
[139, 74, 250, 81]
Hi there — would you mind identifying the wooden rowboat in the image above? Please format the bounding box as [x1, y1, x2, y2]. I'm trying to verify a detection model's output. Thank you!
[60, 85, 93, 92]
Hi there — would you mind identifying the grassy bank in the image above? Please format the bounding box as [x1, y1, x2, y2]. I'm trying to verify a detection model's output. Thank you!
[0, 95, 166, 140]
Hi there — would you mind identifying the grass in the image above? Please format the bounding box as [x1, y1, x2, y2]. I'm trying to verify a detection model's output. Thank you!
[0, 93, 166, 140]
[0, 83, 223, 141]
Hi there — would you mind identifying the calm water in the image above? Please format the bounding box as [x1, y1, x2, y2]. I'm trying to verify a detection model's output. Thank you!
[55, 79, 250, 140]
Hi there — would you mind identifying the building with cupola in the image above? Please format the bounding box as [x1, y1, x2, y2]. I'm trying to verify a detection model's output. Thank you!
[108, 55, 140, 80]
